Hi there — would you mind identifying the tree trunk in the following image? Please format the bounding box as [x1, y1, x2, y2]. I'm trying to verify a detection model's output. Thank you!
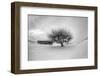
[61, 43, 64, 47]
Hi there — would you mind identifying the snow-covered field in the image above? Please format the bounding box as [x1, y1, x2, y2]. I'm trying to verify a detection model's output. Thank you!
[28, 40, 88, 61]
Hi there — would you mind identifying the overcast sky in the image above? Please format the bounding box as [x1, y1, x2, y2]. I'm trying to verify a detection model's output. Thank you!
[28, 15, 88, 42]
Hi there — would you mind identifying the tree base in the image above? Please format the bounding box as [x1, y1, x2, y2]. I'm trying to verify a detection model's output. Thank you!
[61, 43, 64, 47]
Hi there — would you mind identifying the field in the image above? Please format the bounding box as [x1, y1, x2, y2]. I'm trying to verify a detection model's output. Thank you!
[28, 40, 88, 61]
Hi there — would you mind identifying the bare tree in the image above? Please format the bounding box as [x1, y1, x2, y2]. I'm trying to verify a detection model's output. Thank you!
[48, 29, 72, 47]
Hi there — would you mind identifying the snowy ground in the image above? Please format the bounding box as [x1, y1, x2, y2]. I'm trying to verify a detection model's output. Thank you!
[28, 40, 88, 61]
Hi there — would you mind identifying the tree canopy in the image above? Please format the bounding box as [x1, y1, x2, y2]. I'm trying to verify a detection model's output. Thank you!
[48, 29, 72, 47]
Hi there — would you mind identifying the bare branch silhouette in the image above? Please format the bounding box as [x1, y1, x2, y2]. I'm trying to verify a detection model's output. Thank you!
[48, 29, 73, 47]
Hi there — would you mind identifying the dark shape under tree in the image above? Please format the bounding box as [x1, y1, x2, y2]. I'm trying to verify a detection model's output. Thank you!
[48, 29, 72, 47]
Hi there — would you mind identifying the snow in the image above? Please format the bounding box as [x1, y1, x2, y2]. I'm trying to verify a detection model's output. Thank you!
[28, 40, 88, 61]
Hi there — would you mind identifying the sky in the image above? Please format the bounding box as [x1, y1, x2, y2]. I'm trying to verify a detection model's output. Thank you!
[28, 15, 88, 42]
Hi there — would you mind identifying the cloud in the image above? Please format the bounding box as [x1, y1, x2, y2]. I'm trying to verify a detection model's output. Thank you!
[29, 29, 49, 41]
[29, 29, 45, 35]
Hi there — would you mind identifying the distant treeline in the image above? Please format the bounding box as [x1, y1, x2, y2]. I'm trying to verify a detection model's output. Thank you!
[37, 40, 53, 45]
